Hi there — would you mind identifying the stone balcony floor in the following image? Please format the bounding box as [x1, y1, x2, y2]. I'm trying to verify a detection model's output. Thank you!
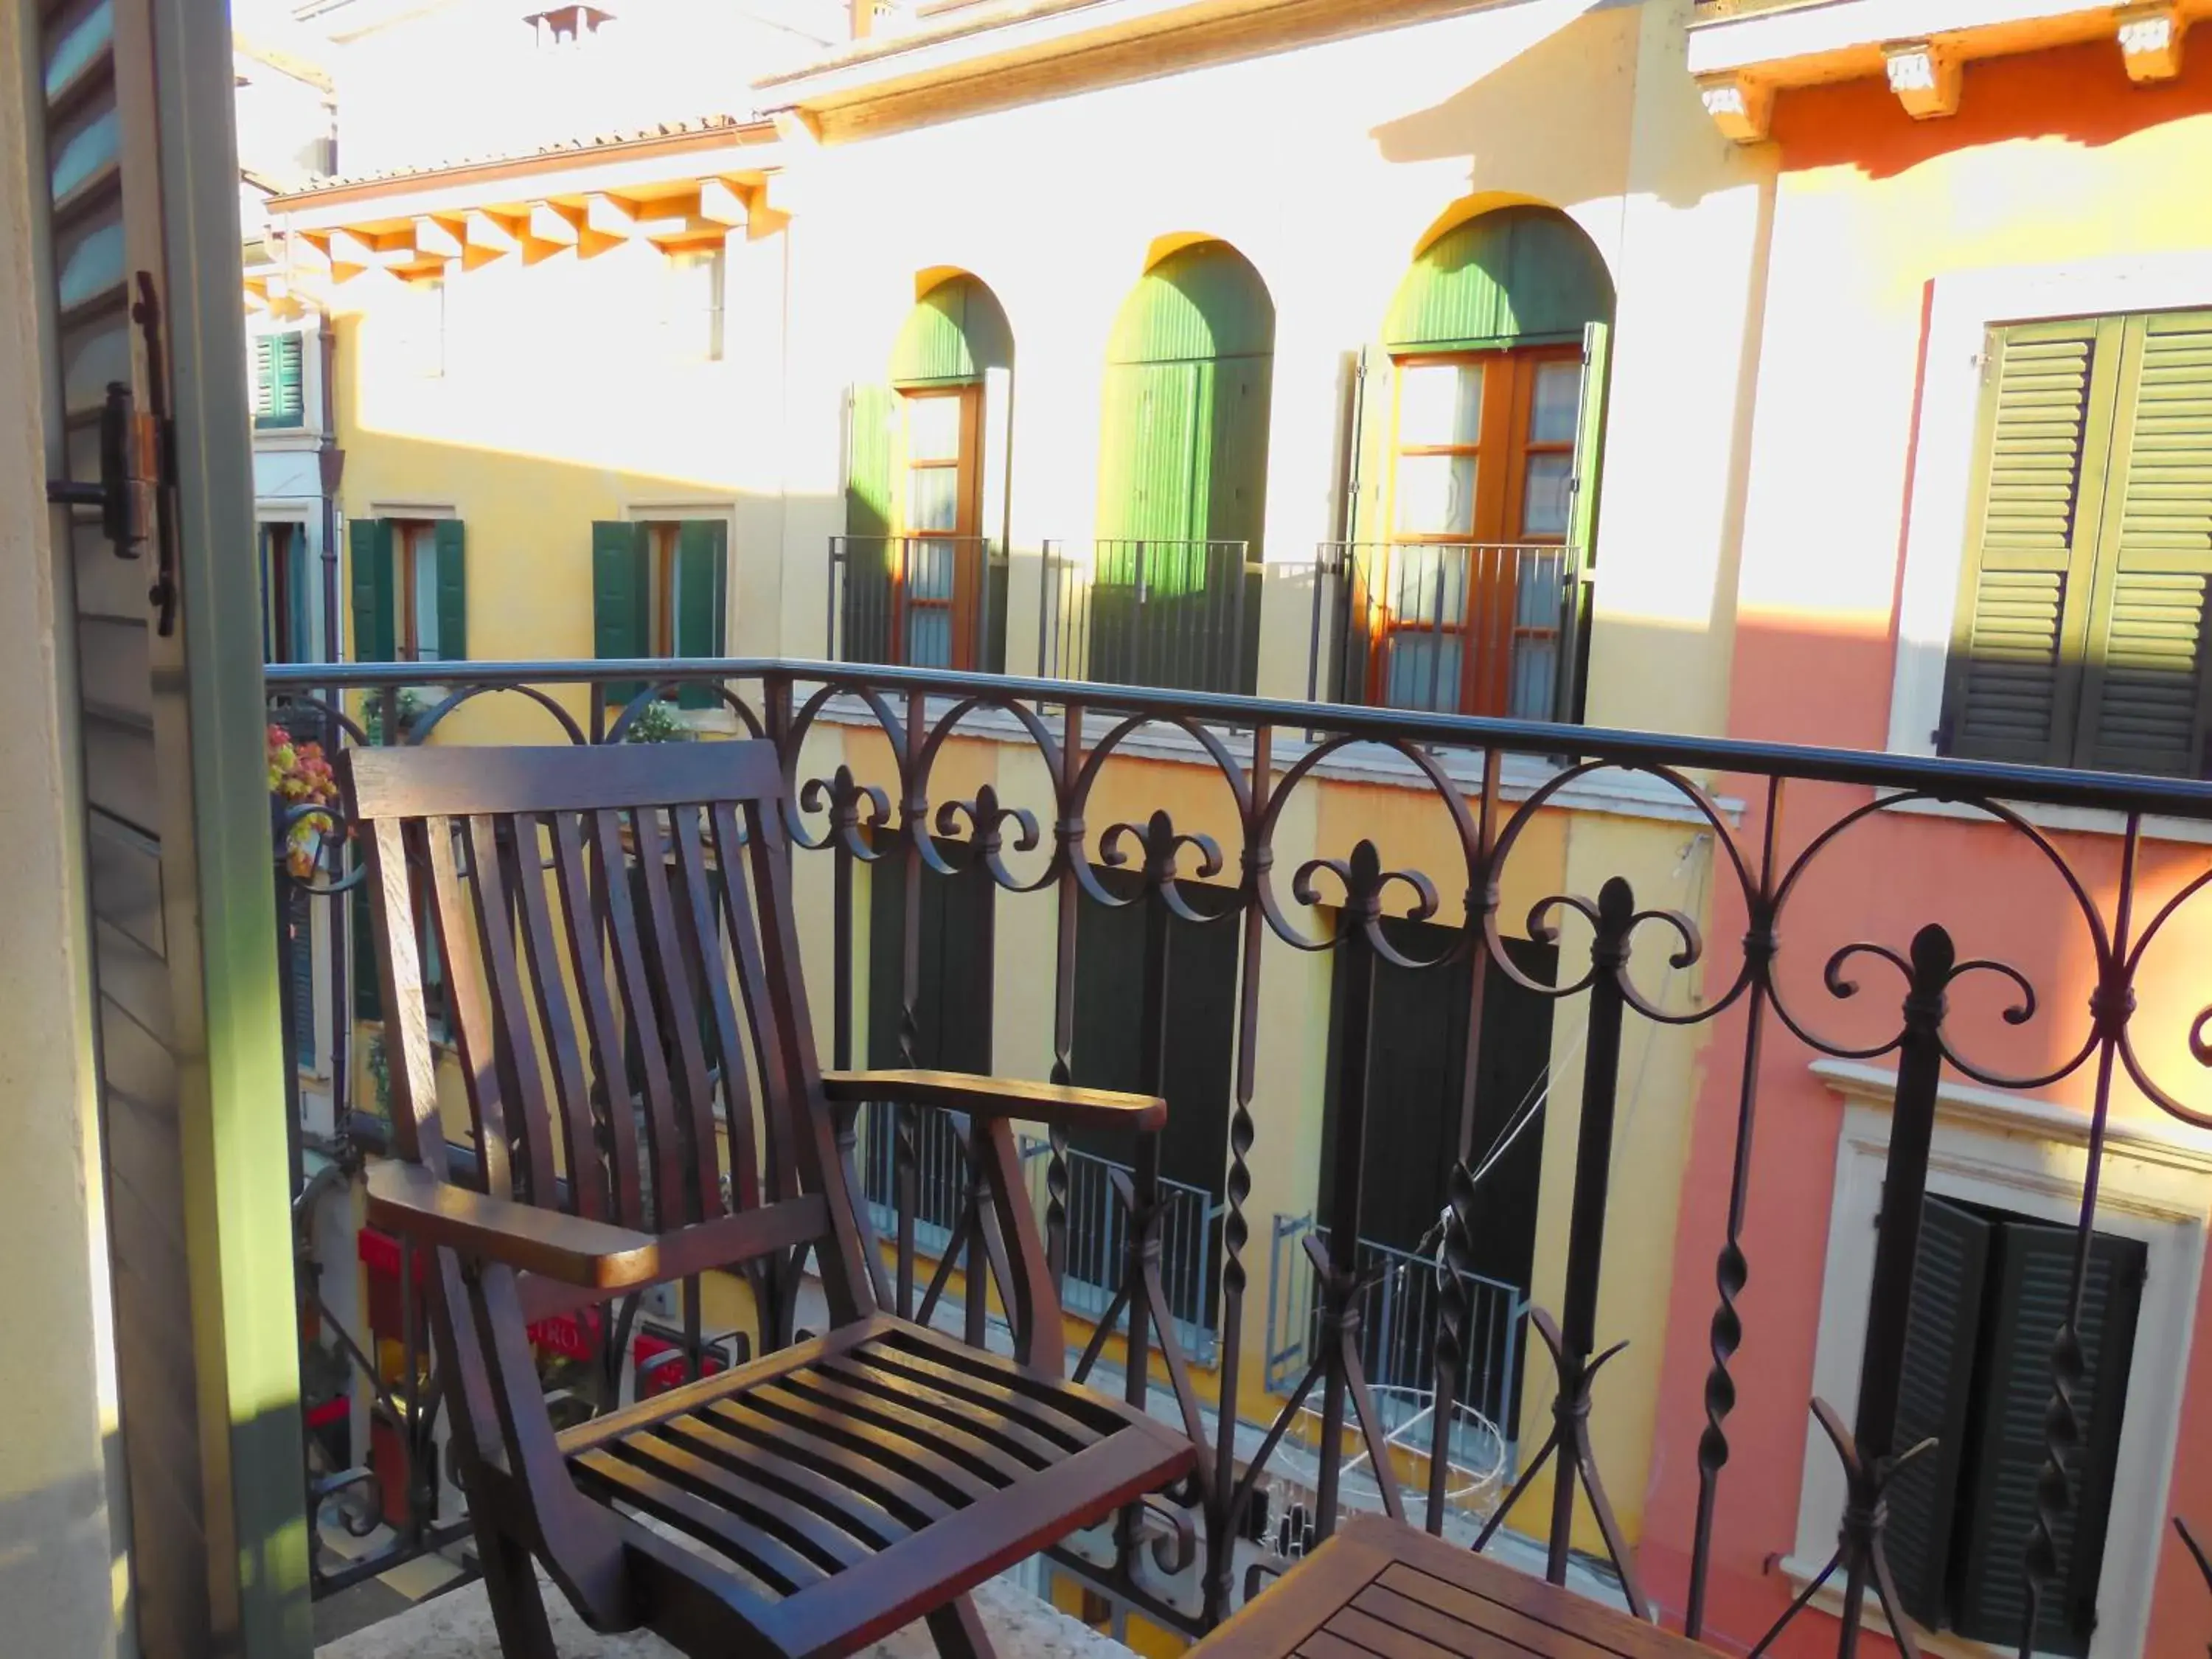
[316, 1570, 1133, 1659]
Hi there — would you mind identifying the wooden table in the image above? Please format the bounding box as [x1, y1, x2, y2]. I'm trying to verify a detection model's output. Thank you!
[1194, 1514, 1709, 1659]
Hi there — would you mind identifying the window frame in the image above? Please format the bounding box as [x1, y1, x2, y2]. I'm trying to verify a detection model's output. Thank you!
[391, 519, 442, 664]
[1888, 254, 2212, 779]
[1374, 343, 1581, 716]
[1790, 1062, 2204, 1659]
[891, 383, 988, 671]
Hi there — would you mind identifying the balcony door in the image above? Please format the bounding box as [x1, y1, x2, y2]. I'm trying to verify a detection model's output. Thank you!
[895, 384, 985, 669]
[1357, 205, 1615, 720]
[843, 274, 1012, 672]
[1377, 345, 1579, 714]
[1093, 240, 1273, 692]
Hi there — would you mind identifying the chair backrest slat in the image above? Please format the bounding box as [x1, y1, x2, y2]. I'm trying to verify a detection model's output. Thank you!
[709, 801, 799, 1203]
[341, 740, 872, 1305]
[589, 805, 689, 1230]
[509, 813, 606, 1219]
[465, 813, 560, 1206]
[549, 810, 643, 1225]
[670, 805, 760, 1213]
[629, 804, 725, 1228]
[425, 813, 515, 1197]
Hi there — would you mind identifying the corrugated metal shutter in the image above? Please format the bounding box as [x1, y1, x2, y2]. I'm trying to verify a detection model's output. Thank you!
[889, 275, 1012, 388]
[1940, 320, 2116, 765]
[2076, 309, 2212, 776]
[1383, 206, 1613, 353]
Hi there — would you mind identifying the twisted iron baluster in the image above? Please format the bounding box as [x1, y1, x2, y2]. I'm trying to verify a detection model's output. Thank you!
[1689, 775, 1784, 1638]
[1202, 724, 1268, 1626]
[1046, 700, 1083, 1289]
[2020, 815, 2139, 1658]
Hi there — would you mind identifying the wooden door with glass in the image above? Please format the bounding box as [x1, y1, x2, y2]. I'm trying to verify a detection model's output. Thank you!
[896, 385, 987, 669]
[1377, 346, 1580, 715]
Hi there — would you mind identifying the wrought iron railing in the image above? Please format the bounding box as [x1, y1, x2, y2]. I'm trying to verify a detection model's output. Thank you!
[847, 1099, 1222, 1360]
[1265, 1215, 1525, 1471]
[830, 534, 1006, 672]
[268, 655, 2212, 1659]
[1310, 539, 1584, 721]
[1040, 538, 1259, 695]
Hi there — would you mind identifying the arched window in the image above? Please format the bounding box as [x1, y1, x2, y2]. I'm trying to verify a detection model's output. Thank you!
[843, 274, 1012, 670]
[1353, 206, 1613, 718]
[1089, 241, 1274, 692]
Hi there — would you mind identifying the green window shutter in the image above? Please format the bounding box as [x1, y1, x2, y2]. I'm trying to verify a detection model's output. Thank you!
[1885, 1195, 1994, 1630]
[266, 331, 305, 428]
[2073, 310, 2212, 776]
[433, 519, 466, 663]
[1941, 319, 2120, 764]
[252, 335, 274, 424]
[592, 520, 649, 706]
[1953, 1222, 2146, 1654]
[291, 533, 317, 664]
[845, 384, 896, 541]
[349, 517, 396, 664]
[673, 518, 728, 707]
[1383, 206, 1614, 353]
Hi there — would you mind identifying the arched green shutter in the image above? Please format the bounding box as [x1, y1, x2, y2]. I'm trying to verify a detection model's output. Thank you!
[1384, 206, 1614, 353]
[890, 276, 1012, 387]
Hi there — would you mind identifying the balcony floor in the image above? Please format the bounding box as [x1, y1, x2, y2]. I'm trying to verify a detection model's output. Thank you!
[314, 1568, 1135, 1659]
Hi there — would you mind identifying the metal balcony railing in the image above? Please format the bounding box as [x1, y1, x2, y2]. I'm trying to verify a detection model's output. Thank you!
[1310, 540, 1584, 722]
[830, 534, 1007, 672]
[847, 1099, 1222, 1360]
[1040, 538, 1259, 695]
[268, 655, 2212, 1657]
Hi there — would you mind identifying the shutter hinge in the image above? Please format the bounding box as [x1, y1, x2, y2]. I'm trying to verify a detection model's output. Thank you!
[130, 273, 179, 636]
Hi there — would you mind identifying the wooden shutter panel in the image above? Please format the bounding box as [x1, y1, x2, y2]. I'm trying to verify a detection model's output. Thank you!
[349, 518, 396, 663]
[1953, 1222, 2146, 1654]
[672, 519, 728, 708]
[352, 885, 380, 1020]
[253, 335, 275, 423]
[433, 520, 467, 662]
[1884, 1195, 1994, 1629]
[2075, 310, 2212, 776]
[592, 521, 649, 706]
[1941, 319, 2119, 765]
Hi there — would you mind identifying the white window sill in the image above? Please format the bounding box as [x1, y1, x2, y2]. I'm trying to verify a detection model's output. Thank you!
[1877, 788, 2212, 846]
[1775, 1554, 2073, 1659]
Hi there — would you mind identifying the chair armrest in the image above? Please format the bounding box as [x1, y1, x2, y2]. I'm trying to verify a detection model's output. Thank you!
[821, 1068, 1166, 1133]
[364, 1162, 661, 1290]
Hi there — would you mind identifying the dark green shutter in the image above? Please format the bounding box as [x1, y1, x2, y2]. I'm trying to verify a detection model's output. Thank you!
[1941, 319, 2119, 765]
[2075, 310, 2212, 776]
[673, 518, 728, 708]
[349, 518, 395, 664]
[593, 521, 649, 706]
[1954, 1222, 2145, 1654]
[287, 532, 315, 664]
[254, 330, 305, 429]
[433, 519, 466, 663]
[1885, 1196, 1994, 1628]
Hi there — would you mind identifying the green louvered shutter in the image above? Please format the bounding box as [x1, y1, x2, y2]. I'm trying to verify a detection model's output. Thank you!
[2074, 310, 2212, 776]
[593, 521, 649, 706]
[1952, 1222, 2144, 1654]
[673, 518, 728, 708]
[349, 517, 396, 663]
[255, 330, 305, 429]
[1941, 320, 2119, 765]
[844, 384, 896, 661]
[1885, 1197, 1994, 1630]
[433, 520, 466, 664]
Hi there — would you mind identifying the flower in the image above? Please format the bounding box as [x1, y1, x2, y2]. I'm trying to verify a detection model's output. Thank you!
[269, 725, 346, 877]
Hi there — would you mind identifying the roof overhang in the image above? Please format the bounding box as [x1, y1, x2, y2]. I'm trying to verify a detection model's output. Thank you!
[1686, 0, 2206, 140]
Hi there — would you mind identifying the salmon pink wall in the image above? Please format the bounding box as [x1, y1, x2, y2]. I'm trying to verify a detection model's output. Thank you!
[1638, 42, 2212, 1658]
